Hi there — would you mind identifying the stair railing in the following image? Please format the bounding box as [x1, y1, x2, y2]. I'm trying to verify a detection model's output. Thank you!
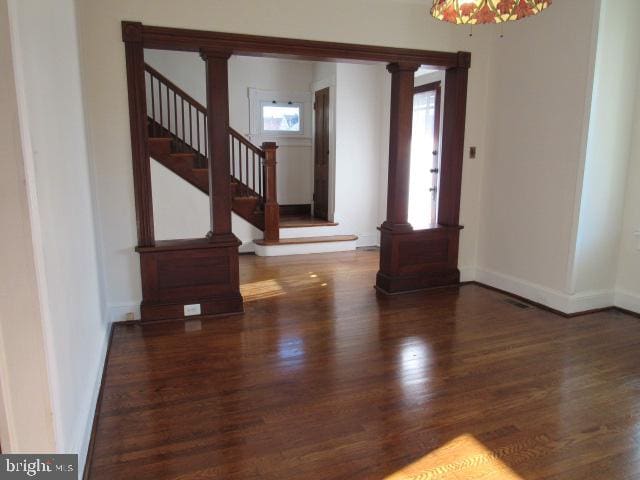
[228, 127, 264, 199]
[144, 63, 279, 241]
[145, 64, 207, 161]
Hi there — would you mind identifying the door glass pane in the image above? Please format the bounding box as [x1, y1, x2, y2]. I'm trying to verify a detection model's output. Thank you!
[408, 89, 438, 229]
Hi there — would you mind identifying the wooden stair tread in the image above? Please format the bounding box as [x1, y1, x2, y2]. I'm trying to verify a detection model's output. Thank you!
[254, 235, 358, 246]
[280, 220, 339, 228]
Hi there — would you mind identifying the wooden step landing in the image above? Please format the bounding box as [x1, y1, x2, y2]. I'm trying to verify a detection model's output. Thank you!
[253, 234, 358, 257]
[254, 235, 358, 246]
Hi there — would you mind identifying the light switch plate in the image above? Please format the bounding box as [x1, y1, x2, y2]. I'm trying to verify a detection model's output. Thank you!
[184, 304, 202, 316]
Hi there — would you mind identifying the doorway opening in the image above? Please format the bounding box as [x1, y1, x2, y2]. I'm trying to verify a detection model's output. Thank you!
[409, 76, 442, 230]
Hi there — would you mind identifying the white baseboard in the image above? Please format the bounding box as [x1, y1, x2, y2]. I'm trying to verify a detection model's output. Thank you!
[474, 267, 613, 315]
[238, 241, 256, 254]
[76, 324, 111, 475]
[107, 302, 140, 323]
[459, 266, 476, 282]
[615, 289, 640, 314]
[356, 232, 380, 247]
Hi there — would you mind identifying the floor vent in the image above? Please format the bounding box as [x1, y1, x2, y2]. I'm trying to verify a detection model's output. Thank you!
[503, 298, 532, 309]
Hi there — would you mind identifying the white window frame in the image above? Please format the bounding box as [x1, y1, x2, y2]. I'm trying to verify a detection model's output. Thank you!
[248, 88, 312, 145]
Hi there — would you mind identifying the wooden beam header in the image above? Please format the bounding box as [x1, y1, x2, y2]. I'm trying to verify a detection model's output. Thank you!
[122, 21, 470, 69]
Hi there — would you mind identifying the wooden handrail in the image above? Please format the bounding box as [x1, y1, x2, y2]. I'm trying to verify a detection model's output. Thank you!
[228, 127, 264, 156]
[145, 64, 206, 114]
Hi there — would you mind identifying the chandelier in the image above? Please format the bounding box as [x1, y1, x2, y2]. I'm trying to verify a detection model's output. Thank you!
[430, 0, 552, 25]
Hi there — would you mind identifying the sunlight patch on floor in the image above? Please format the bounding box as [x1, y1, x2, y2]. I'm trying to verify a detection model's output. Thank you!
[240, 279, 285, 302]
[385, 434, 525, 480]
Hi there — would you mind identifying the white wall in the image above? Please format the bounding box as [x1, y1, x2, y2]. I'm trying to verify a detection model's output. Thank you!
[571, 0, 640, 304]
[75, 0, 493, 318]
[615, 68, 640, 312]
[335, 63, 389, 246]
[475, 0, 603, 310]
[0, 0, 56, 453]
[7, 0, 109, 468]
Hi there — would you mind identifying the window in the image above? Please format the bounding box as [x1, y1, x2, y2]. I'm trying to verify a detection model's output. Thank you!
[249, 89, 311, 140]
[262, 103, 302, 133]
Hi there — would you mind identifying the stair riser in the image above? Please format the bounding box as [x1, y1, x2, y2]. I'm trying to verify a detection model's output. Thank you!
[254, 240, 357, 257]
[279, 225, 343, 239]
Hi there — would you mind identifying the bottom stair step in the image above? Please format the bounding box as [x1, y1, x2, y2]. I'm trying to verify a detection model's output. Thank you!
[253, 235, 358, 257]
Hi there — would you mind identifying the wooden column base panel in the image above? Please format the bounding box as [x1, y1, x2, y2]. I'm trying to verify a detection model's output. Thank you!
[376, 226, 462, 294]
[136, 237, 243, 322]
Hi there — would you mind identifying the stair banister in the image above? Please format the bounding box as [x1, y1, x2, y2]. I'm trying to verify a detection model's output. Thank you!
[144, 61, 279, 238]
[261, 142, 279, 242]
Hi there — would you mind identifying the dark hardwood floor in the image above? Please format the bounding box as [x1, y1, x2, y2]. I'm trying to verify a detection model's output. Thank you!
[87, 250, 640, 479]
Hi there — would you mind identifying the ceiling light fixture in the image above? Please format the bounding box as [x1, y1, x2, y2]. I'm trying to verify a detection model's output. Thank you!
[430, 0, 552, 25]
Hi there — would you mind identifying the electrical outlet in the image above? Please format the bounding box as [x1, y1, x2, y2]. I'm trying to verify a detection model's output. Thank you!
[469, 146, 477, 159]
[184, 304, 202, 317]
[125, 312, 135, 321]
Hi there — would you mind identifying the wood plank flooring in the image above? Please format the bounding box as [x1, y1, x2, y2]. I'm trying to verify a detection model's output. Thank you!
[87, 250, 640, 479]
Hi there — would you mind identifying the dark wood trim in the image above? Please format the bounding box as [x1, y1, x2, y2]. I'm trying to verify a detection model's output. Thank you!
[123, 20, 471, 304]
[380, 61, 421, 233]
[137, 237, 243, 322]
[201, 49, 233, 236]
[82, 324, 116, 480]
[279, 204, 311, 216]
[123, 26, 154, 246]
[261, 142, 280, 242]
[414, 80, 441, 94]
[123, 21, 469, 68]
[438, 65, 469, 227]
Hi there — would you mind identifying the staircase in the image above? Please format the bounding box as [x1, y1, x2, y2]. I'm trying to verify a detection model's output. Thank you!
[145, 63, 358, 255]
[145, 63, 275, 237]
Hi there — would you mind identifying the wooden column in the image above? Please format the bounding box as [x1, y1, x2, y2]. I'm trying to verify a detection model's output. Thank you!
[261, 142, 280, 242]
[122, 22, 154, 247]
[376, 54, 470, 295]
[381, 62, 421, 233]
[438, 54, 470, 227]
[201, 49, 234, 238]
[133, 48, 243, 322]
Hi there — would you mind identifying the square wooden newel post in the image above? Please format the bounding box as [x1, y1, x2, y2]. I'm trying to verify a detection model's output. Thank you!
[261, 142, 280, 242]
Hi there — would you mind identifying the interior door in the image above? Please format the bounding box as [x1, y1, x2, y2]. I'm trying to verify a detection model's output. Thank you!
[408, 81, 441, 229]
[313, 87, 330, 220]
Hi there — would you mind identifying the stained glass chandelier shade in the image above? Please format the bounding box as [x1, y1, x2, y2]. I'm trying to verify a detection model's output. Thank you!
[431, 0, 552, 25]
